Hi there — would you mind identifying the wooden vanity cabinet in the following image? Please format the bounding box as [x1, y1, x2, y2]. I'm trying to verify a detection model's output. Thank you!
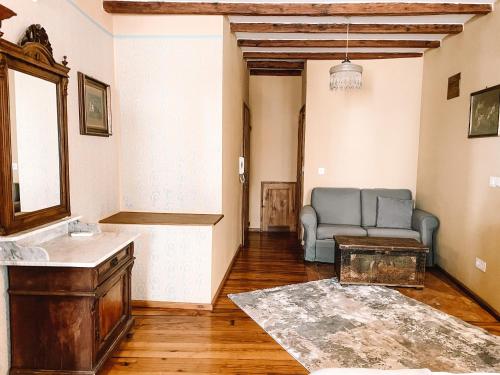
[8, 243, 135, 375]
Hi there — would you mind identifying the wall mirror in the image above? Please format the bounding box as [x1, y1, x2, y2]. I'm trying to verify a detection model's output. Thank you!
[0, 25, 70, 235]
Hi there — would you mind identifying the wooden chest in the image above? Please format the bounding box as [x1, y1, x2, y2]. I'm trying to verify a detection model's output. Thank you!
[334, 236, 428, 288]
[8, 243, 135, 374]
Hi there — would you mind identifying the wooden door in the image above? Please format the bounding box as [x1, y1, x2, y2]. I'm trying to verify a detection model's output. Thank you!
[261, 182, 296, 232]
[296, 105, 306, 238]
[241, 103, 251, 247]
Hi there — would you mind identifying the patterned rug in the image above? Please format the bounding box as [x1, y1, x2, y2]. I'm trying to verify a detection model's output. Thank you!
[228, 279, 500, 373]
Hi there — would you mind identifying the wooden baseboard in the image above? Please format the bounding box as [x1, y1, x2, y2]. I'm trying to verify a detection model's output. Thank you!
[132, 300, 213, 311]
[211, 244, 242, 305]
[433, 265, 500, 321]
[248, 228, 261, 232]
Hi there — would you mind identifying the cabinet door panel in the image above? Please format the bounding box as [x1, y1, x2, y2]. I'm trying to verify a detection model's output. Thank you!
[96, 270, 129, 354]
[100, 277, 124, 339]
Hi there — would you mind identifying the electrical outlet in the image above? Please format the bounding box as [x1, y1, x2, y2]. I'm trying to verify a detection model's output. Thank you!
[475, 257, 487, 272]
[318, 167, 325, 175]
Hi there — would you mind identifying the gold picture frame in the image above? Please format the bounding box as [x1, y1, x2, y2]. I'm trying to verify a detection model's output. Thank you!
[78, 72, 111, 137]
[468, 84, 500, 138]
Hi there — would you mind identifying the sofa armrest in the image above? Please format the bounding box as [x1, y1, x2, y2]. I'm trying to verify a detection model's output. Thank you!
[300, 205, 318, 261]
[412, 209, 439, 264]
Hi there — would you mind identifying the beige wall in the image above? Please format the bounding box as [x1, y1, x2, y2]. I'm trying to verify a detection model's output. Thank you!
[113, 15, 223, 213]
[212, 17, 249, 297]
[1, 0, 119, 373]
[248, 75, 303, 228]
[417, 10, 500, 313]
[304, 58, 423, 203]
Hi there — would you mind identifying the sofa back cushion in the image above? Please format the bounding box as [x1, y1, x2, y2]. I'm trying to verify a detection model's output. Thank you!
[311, 188, 361, 225]
[361, 188, 412, 227]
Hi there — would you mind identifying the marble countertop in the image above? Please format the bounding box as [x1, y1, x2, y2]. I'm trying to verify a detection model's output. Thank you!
[0, 231, 139, 268]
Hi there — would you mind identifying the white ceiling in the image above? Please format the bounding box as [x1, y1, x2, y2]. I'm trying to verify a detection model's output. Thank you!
[108, 0, 497, 72]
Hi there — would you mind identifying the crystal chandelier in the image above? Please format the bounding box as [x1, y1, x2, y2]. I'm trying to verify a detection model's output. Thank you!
[330, 23, 363, 90]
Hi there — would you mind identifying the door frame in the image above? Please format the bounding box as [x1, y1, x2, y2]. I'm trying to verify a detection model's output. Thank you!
[241, 102, 251, 247]
[296, 105, 306, 238]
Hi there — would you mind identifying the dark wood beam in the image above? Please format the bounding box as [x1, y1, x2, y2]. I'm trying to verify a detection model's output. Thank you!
[231, 23, 463, 34]
[250, 69, 303, 76]
[247, 61, 305, 69]
[103, 2, 491, 16]
[244, 52, 423, 60]
[239, 39, 440, 48]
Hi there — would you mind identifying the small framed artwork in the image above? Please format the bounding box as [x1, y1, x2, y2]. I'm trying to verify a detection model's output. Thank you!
[468, 84, 500, 138]
[78, 72, 112, 137]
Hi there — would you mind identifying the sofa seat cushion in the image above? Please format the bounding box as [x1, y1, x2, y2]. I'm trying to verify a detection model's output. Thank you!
[365, 227, 421, 241]
[317, 224, 367, 240]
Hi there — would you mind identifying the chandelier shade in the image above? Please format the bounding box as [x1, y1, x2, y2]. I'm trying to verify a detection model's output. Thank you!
[329, 59, 363, 90]
[329, 22, 363, 90]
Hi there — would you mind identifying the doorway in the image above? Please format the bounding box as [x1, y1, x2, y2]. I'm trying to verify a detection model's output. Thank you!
[246, 74, 303, 234]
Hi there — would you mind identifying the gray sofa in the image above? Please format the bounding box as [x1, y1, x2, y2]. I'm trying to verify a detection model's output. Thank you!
[300, 188, 439, 266]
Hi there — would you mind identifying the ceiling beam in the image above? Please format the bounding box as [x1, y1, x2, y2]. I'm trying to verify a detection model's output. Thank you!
[103, 2, 491, 16]
[231, 23, 463, 34]
[244, 52, 423, 60]
[250, 69, 303, 76]
[239, 39, 439, 48]
[247, 61, 305, 69]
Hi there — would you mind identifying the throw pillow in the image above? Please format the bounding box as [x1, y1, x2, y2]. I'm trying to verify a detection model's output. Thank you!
[376, 196, 413, 229]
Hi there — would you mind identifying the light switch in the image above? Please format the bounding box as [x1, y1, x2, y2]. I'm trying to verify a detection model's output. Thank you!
[12, 163, 18, 171]
[489, 176, 500, 188]
[318, 167, 325, 175]
[475, 257, 487, 272]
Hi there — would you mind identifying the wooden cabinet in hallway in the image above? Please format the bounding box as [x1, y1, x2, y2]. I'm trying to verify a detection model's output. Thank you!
[261, 182, 297, 232]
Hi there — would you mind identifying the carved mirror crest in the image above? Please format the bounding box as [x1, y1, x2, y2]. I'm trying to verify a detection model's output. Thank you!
[0, 25, 71, 235]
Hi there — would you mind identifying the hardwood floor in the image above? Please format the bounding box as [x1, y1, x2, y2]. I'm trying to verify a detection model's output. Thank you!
[102, 232, 499, 374]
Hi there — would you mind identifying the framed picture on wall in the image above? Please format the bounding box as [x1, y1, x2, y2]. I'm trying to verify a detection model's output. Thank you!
[468, 85, 500, 138]
[78, 72, 112, 137]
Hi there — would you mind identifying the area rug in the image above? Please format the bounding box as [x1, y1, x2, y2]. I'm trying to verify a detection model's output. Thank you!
[228, 279, 500, 373]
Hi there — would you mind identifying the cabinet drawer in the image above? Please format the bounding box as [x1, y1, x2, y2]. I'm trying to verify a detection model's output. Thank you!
[96, 244, 132, 284]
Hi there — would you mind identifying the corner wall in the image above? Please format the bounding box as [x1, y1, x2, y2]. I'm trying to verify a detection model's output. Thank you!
[211, 17, 249, 297]
[417, 10, 500, 313]
[304, 58, 424, 203]
[0, 0, 119, 373]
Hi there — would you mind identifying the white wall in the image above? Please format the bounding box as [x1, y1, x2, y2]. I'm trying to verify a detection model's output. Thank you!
[114, 15, 223, 214]
[0, 0, 120, 373]
[3, 0, 120, 222]
[248, 75, 303, 229]
[304, 58, 424, 203]
[101, 223, 213, 303]
[417, 9, 500, 313]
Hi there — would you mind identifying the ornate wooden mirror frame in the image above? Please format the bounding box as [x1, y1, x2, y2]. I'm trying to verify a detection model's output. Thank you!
[0, 25, 70, 235]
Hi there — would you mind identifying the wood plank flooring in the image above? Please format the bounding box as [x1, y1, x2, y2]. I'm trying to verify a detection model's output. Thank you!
[102, 232, 499, 374]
